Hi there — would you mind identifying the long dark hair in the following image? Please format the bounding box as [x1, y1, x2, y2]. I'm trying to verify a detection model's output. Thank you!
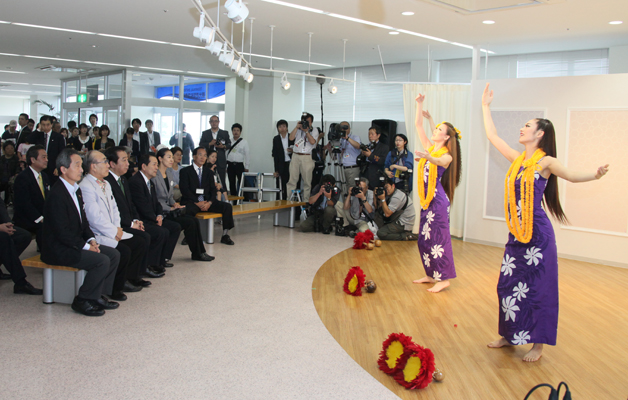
[535, 118, 568, 224]
[392, 134, 408, 161]
[440, 122, 462, 204]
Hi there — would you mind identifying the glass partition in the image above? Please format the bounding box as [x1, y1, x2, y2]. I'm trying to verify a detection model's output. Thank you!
[107, 73, 122, 99]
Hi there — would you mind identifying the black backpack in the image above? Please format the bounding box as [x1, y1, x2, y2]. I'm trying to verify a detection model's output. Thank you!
[524, 382, 571, 400]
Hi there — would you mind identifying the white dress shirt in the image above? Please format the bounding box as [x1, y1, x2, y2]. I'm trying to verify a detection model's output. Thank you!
[226, 137, 250, 169]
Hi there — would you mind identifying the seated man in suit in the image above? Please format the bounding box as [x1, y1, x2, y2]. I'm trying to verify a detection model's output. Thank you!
[128, 153, 180, 272]
[0, 200, 42, 295]
[80, 150, 149, 300]
[12, 145, 49, 248]
[179, 147, 235, 245]
[104, 147, 169, 280]
[41, 148, 120, 316]
[27, 115, 66, 184]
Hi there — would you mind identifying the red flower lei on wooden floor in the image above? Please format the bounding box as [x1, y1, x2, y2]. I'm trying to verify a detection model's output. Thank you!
[377, 333, 415, 374]
[343, 266, 365, 296]
[393, 343, 435, 390]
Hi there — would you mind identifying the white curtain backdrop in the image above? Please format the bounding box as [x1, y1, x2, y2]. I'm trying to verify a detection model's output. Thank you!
[402, 84, 470, 237]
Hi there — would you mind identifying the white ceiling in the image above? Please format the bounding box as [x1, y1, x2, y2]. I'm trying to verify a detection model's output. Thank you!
[0, 0, 626, 95]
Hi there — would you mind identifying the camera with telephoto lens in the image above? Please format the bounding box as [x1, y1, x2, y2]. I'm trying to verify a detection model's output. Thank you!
[300, 113, 310, 130]
[324, 183, 339, 195]
[351, 186, 361, 196]
[375, 175, 387, 197]
[327, 122, 348, 142]
[359, 143, 371, 152]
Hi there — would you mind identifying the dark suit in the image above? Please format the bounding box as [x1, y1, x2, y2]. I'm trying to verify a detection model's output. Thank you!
[179, 164, 234, 230]
[13, 167, 49, 247]
[362, 141, 389, 190]
[145, 131, 161, 152]
[119, 137, 141, 162]
[200, 128, 231, 186]
[128, 172, 180, 262]
[0, 201, 32, 284]
[93, 138, 115, 151]
[41, 179, 119, 300]
[28, 130, 66, 183]
[16, 127, 31, 146]
[67, 136, 92, 152]
[272, 134, 293, 200]
[138, 131, 150, 156]
[104, 172, 168, 269]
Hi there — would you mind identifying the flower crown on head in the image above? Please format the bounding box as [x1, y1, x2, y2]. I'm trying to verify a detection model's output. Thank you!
[435, 121, 462, 140]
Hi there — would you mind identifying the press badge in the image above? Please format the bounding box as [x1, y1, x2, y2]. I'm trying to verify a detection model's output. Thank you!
[196, 189, 204, 194]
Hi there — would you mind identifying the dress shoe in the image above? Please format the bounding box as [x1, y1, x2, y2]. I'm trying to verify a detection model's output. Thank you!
[163, 262, 174, 268]
[109, 291, 127, 301]
[14, 281, 43, 295]
[181, 238, 188, 246]
[322, 226, 332, 235]
[143, 266, 165, 278]
[152, 265, 166, 274]
[0, 272, 11, 280]
[220, 235, 235, 245]
[122, 281, 142, 292]
[71, 297, 105, 317]
[191, 253, 215, 262]
[129, 278, 151, 287]
[97, 296, 120, 310]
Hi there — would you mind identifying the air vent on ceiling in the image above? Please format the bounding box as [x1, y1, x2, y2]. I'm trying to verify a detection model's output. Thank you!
[36, 65, 97, 73]
[422, 0, 566, 14]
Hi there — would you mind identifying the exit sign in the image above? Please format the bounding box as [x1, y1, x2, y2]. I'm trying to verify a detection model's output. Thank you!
[77, 93, 89, 103]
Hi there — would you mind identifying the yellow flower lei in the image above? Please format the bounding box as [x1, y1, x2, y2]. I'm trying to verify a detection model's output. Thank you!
[504, 149, 546, 243]
[417, 145, 449, 210]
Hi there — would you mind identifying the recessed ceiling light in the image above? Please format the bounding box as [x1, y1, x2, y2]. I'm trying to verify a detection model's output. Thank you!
[401, 11, 414, 16]
[483, 20, 495, 24]
[609, 21, 623, 25]
[389, 31, 400, 35]
[92, 45, 97, 48]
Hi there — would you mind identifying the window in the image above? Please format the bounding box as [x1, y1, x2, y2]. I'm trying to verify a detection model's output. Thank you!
[517, 49, 609, 78]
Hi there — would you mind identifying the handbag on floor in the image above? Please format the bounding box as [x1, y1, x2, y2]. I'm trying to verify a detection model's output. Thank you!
[523, 382, 571, 400]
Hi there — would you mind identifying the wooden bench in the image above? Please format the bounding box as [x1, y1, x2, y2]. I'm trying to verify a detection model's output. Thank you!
[196, 200, 306, 244]
[226, 195, 244, 202]
[22, 255, 86, 304]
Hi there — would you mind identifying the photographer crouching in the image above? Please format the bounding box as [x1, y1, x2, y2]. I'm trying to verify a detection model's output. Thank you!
[335, 177, 374, 237]
[374, 177, 418, 241]
[300, 174, 340, 234]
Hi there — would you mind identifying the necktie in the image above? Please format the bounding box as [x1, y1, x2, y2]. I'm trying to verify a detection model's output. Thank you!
[44, 133, 48, 151]
[118, 177, 125, 196]
[38, 174, 45, 199]
[147, 181, 151, 194]
[198, 167, 204, 201]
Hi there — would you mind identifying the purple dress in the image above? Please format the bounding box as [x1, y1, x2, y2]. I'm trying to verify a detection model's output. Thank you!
[418, 163, 457, 281]
[498, 167, 558, 346]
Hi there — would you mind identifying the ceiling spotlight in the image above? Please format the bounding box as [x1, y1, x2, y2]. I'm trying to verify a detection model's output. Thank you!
[389, 31, 400, 35]
[609, 21, 623, 25]
[483, 20, 495, 25]
[328, 79, 337, 94]
[223, 50, 235, 67]
[193, 12, 215, 43]
[225, 0, 249, 24]
[245, 73, 254, 83]
[280, 73, 291, 90]
[206, 36, 223, 55]
[239, 64, 253, 82]
[401, 11, 414, 16]
[231, 57, 242, 73]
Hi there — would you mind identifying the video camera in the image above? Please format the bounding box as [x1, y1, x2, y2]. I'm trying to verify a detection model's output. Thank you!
[327, 122, 349, 142]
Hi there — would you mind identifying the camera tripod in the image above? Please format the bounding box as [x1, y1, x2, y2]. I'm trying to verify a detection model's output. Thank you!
[324, 148, 347, 193]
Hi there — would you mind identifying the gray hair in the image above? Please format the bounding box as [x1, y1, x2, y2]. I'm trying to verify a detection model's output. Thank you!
[56, 148, 80, 171]
[83, 150, 101, 174]
[359, 177, 369, 187]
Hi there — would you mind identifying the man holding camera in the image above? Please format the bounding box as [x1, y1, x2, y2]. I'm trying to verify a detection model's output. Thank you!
[374, 178, 417, 241]
[286, 112, 323, 201]
[335, 177, 374, 236]
[360, 126, 389, 190]
[300, 174, 340, 234]
[336, 121, 362, 195]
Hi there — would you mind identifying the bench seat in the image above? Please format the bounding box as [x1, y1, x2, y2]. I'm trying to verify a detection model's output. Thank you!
[22, 255, 85, 304]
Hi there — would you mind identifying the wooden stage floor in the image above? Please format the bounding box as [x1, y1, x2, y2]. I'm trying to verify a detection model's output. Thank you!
[312, 239, 628, 399]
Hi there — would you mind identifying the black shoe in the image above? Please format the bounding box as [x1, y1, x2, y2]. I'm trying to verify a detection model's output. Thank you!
[143, 267, 165, 278]
[153, 265, 166, 274]
[71, 297, 105, 317]
[405, 233, 418, 241]
[181, 238, 188, 246]
[109, 291, 128, 301]
[220, 235, 234, 245]
[14, 281, 43, 295]
[349, 230, 357, 238]
[122, 281, 142, 292]
[129, 278, 151, 287]
[322, 226, 332, 235]
[163, 262, 174, 268]
[0, 272, 11, 280]
[191, 253, 215, 262]
[97, 296, 120, 310]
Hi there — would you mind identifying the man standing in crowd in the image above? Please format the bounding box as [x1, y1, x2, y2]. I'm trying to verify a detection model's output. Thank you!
[105, 147, 168, 280]
[200, 115, 230, 187]
[16, 113, 31, 145]
[335, 177, 374, 237]
[0, 200, 42, 295]
[129, 154, 180, 272]
[41, 148, 120, 316]
[286, 112, 323, 201]
[300, 174, 339, 234]
[80, 150, 148, 300]
[374, 178, 417, 241]
[226, 123, 249, 197]
[272, 120, 292, 200]
[131, 118, 150, 156]
[169, 124, 194, 164]
[360, 126, 389, 190]
[13, 145, 48, 248]
[145, 119, 161, 153]
[2, 120, 18, 140]
[180, 147, 235, 245]
[28, 115, 66, 183]
[336, 121, 361, 195]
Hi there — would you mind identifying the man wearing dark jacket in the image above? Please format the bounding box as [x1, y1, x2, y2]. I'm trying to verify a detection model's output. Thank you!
[360, 126, 389, 190]
[199, 115, 231, 187]
[271, 119, 293, 200]
[41, 149, 120, 316]
[27, 115, 66, 183]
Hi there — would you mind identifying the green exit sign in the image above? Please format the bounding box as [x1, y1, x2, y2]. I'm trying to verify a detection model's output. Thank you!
[77, 93, 89, 103]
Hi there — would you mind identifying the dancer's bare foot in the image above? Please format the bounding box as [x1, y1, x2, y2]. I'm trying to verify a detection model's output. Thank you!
[523, 343, 543, 362]
[487, 337, 511, 348]
[427, 280, 450, 293]
[413, 276, 435, 284]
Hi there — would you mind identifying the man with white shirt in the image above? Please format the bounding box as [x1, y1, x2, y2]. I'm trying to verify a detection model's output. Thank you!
[27, 115, 66, 183]
[144, 119, 161, 153]
[80, 151, 148, 300]
[13, 145, 49, 247]
[131, 118, 150, 156]
[286, 112, 324, 200]
[41, 148, 120, 316]
[226, 123, 250, 197]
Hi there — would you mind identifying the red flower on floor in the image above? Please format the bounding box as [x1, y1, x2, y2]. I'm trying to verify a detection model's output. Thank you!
[343, 266, 365, 296]
[393, 343, 435, 390]
[377, 333, 415, 374]
[353, 230, 374, 249]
